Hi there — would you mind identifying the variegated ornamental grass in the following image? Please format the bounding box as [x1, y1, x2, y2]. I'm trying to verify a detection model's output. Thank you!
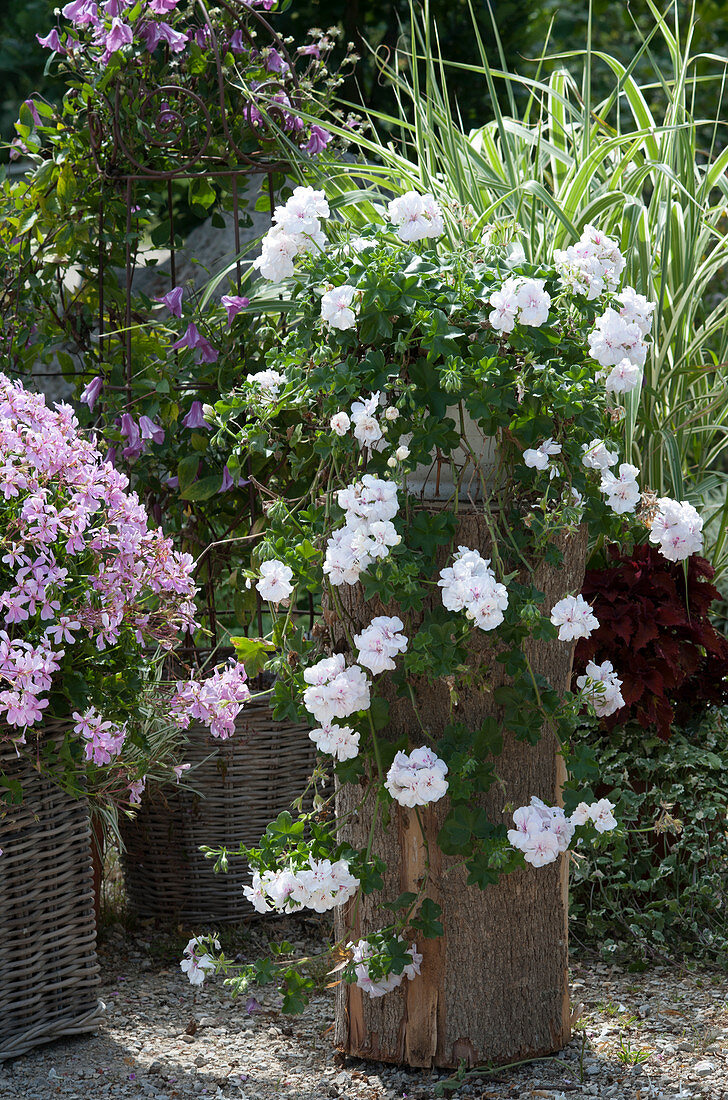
[301, 0, 728, 577]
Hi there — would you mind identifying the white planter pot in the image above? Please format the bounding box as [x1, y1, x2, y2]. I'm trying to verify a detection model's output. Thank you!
[405, 408, 497, 502]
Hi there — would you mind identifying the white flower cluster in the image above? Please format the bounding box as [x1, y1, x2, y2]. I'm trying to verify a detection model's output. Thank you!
[507, 796, 575, 867]
[617, 287, 655, 336]
[256, 558, 294, 602]
[323, 475, 400, 586]
[550, 594, 599, 642]
[554, 224, 626, 299]
[309, 721, 360, 762]
[387, 191, 444, 242]
[350, 937, 423, 998]
[354, 615, 408, 675]
[330, 394, 404, 453]
[489, 276, 551, 334]
[588, 304, 648, 394]
[302, 653, 371, 725]
[508, 794, 617, 868]
[385, 745, 449, 808]
[243, 856, 359, 914]
[180, 936, 219, 986]
[438, 545, 509, 631]
[247, 369, 285, 407]
[570, 797, 618, 832]
[600, 462, 640, 514]
[581, 438, 618, 471]
[576, 659, 625, 717]
[524, 437, 561, 478]
[254, 186, 329, 281]
[648, 497, 704, 562]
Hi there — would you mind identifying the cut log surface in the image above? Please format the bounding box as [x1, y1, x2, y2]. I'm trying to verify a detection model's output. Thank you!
[327, 516, 588, 1069]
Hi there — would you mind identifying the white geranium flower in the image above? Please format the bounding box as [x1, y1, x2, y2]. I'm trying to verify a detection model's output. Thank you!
[388, 190, 444, 241]
[581, 439, 618, 471]
[256, 559, 294, 602]
[352, 414, 382, 448]
[617, 286, 654, 335]
[604, 358, 641, 394]
[385, 746, 448, 808]
[589, 798, 618, 833]
[550, 594, 599, 641]
[523, 438, 562, 477]
[600, 462, 640, 514]
[321, 285, 357, 330]
[330, 411, 351, 436]
[589, 307, 647, 369]
[253, 225, 300, 282]
[576, 659, 625, 717]
[648, 497, 703, 561]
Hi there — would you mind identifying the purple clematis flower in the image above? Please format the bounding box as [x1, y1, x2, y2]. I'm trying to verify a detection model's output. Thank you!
[148, 0, 180, 11]
[155, 286, 184, 317]
[171, 323, 202, 351]
[197, 340, 219, 364]
[62, 0, 99, 27]
[265, 48, 289, 74]
[120, 413, 144, 460]
[36, 29, 64, 51]
[220, 295, 250, 327]
[80, 375, 103, 411]
[171, 322, 219, 362]
[156, 22, 188, 52]
[219, 466, 250, 493]
[298, 43, 321, 58]
[305, 125, 332, 156]
[182, 402, 209, 430]
[104, 17, 133, 56]
[22, 99, 42, 126]
[139, 415, 165, 445]
[229, 29, 246, 54]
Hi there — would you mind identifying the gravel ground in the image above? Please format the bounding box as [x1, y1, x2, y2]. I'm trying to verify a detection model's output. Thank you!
[1, 916, 727, 1100]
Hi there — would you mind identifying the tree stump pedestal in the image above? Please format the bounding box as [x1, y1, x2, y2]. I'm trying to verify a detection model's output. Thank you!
[328, 517, 588, 1069]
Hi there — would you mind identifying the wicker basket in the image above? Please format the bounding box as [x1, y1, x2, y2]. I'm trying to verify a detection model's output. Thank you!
[121, 696, 314, 923]
[0, 732, 101, 1062]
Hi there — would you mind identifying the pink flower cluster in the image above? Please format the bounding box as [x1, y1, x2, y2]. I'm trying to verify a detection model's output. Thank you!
[169, 661, 250, 739]
[0, 374, 197, 732]
[243, 857, 360, 915]
[385, 746, 449, 808]
[507, 794, 618, 868]
[73, 706, 126, 765]
[437, 546, 509, 632]
[302, 654, 371, 726]
[0, 632, 61, 728]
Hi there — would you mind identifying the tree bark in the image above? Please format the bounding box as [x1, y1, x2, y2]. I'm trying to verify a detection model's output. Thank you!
[326, 515, 588, 1069]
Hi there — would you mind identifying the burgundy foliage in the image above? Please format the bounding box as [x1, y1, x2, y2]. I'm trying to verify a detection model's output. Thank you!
[573, 543, 728, 737]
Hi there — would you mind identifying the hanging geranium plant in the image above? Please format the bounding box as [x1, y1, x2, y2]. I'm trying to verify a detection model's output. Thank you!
[184, 187, 705, 1008]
